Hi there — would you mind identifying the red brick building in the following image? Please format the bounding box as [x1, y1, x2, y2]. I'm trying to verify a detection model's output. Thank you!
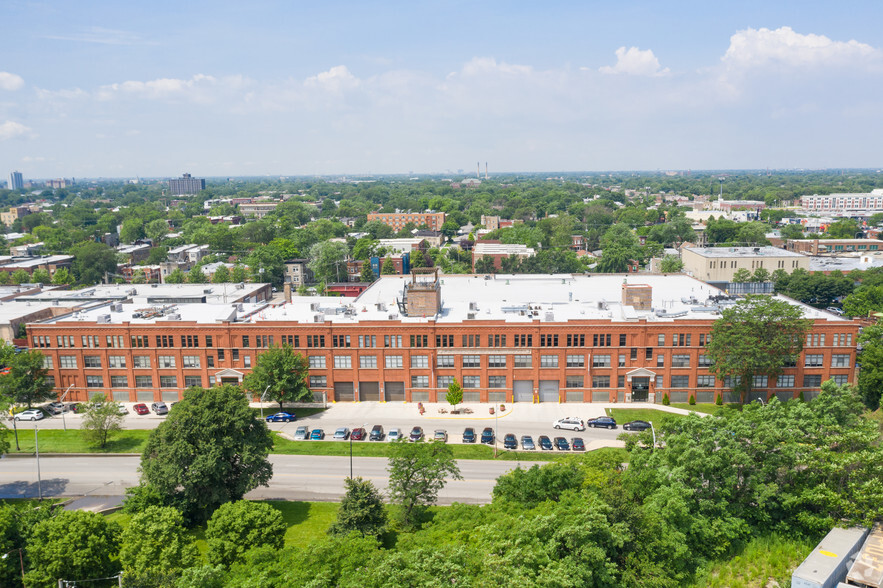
[28, 275, 858, 405]
[367, 211, 445, 232]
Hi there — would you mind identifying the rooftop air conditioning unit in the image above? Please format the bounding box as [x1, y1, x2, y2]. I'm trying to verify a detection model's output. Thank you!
[166, 313, 181, 321]
[97, 314, 111, 324]
[467, 312, 476, 320]
[469, 302, 478, 310]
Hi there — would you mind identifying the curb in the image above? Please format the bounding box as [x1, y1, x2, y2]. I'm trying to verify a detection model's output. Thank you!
[3, 452, 138, 458]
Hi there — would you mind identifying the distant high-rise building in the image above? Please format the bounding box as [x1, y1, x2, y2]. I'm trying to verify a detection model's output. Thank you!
[168, 173, 205, 195]
[8, 171, 23, 190]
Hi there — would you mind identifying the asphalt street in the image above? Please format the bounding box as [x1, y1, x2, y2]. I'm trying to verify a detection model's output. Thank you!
[0, 454, 517, 504]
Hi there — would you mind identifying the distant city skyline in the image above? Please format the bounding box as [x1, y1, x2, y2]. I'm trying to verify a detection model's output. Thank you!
[1, 1, 882, 177]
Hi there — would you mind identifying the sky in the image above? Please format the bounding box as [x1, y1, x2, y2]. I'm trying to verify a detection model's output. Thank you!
[1, 0, 882, 178]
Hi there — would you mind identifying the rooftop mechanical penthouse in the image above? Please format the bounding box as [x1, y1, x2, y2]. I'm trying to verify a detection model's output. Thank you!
[27, 274, 858, 405]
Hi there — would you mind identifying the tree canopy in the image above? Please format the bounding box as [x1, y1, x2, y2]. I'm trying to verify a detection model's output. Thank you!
[243, 345, 311, 408]
[387, 440, 461, 529]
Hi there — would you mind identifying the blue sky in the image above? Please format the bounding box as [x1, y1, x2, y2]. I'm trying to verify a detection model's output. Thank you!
[1, 0, 882, 178]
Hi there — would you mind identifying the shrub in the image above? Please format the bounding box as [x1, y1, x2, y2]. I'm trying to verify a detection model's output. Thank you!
[688, 394, 696, 405]
[206, 501, 286, 567]
[715, 394, 724, 406]
[662, 393, 670, 406]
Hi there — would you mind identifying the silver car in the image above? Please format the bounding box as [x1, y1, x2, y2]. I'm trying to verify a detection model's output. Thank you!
[293, 426, 308, 440]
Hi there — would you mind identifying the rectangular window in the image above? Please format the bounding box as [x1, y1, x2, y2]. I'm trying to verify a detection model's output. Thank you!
[60, 356, 77, 369]
[435, 335, 453, 348]
[514, 334, 533, 347]
[108, 356, 126, 369]
[242, 335, 250, 348]
[84, 356, 101, 368]
[540, 334, 559, 347]
[592, 375, 610, 388]
[86, 375, 103, 388]
[243, 356, 251, 368]
[205, 335, 213, 348]
[359, 356, 377, 369]
[411, 375, 429, 388]
[332, 335, 351, 348]
[619, 334, 627, 346]
[671, 375, 689, 388]
[182, 356, 201, 368]
[410, 335, 428, 348]
[657, 334, 665, 346]
[133, 356, 151, 369]
[437, 375, 454, 388]
[463, 375, 480, 388]
[631, 348, 637, 360]
[81, 335, 99, 348]
[158, 356, 176, 369]
[333, 356, 352, 369]
[309, 376, 327, 387]
[540, 355, 559, 368]
[160, 376, 178, 388]
[384, 335, 402, 348]
[42, 356, 53, 369]
[184, 376, 202, 388]
[110, 376, 127, 388]
[135, 376, 152, 388]
[777, 375, 795, 388]
[831, 354, 850, 368]
[804, 354, 824, 367]
[218, 349, 225, 361]
[488, 355, 507, 368]
[803, 375, 822, 388]
[514, 355, 532, 368]
[105, 335, 125, 348]
[618, 354, 626, 367]
[488, 334, 507, 348]
[359, 335, 377, 348]
[697, 375, 716, 387]
[566, 376, 584, 388]
[656, 354, 665, 368]
[592, 334, 611, 346]
[207, 356, 215, 368]
[645, 347, 653, 360]
[462, 355, 481, 368]
[753, 375, 768, 388]
[436, 355, 455, 368]
[698, 355, 713, 367]
[385, 355, 403, 369]
[307, 335, 326, 348]
[488, 376, 506, 388]
[832, 375, 849, 385]
[411, 355, 429, 368]
[724, 376, 742, 388]
[308, 356, 326, 369]
[592, 354, 611, 368]
[671, 354, 690, 368]
[565, 354, 584, 368]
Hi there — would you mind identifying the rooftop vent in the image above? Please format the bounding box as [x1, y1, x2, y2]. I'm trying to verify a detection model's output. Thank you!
[166, 313, 181, 321]
[467, 312, 477, 320]
[97, 314, 111, 324]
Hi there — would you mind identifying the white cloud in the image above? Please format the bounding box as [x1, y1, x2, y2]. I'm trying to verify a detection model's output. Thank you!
[722, 26, 882, 70]
[304, 65, 360, 92]
[0, 72, 25, 91]
[455, 57, 533, 78]
[0, 121, 33, 140]
[95, 74, 249, 102]
[600, 47, 669, 76]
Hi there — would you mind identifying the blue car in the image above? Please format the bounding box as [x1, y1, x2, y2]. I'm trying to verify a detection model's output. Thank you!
[310, 428, 325, 440]
[265, 412, 296, 423]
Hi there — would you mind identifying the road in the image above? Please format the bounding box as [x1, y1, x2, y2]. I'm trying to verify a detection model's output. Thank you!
[0, 454, 517, 504]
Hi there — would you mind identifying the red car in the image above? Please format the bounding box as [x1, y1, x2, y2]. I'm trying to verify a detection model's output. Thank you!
[133, 403, 150, 415]
[351, 427, 366, 441]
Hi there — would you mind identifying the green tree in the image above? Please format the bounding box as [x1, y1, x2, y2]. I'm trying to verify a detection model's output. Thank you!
[71, 241, 118, 285]
[120, 218, 145, 243]
[706, 295, 811, 402]
[359, 262, 376, 283]
[597, 223, 641, 273]
[445, 379, 463, 407]
[659, 255, 683, 273]
[80, 394, 125, 448]
[779, 224, 804, 240]
[30, 268, 50, 284]
[24, 511, 120, 588]
[130, 269, 147, 284]
[10, 269, 29, 285]
[492, 462, 585, 507]
[857, 323, 883, 409]
[752, 267, 771, 282]
[0, 272, 8, 285]
[474, 256, 496, 274]
[843, 285, 883, 317]
[308, 241, 349, 283]
[0, 350, 53, 408]
[145, 218, 170, 243]
[119, 506, 198, 584]
[140, 385, 274, 524]
[165, 268, 186, 284]
[206, 501, 286, 567]
[387, 440, 462, 529]
[147, 245, 168, 265]
[187, 267, 207, 283]
[380, 257, 396, 275]
[243, 345, 311, 409]
[731, 268, 752, 283]
[230, 265, 248, 283]
[328, 477, 387, 538]
[212, 265, 230, 283]
[826, 218, 861, 239]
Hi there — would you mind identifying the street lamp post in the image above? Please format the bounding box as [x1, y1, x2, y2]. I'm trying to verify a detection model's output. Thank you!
[11, 413, 19, 451]
[34, 422, 42, 500]
[60, 383, 74, 431]
[493, 405, 499, 458]
[260, 385, 271, 421]
[649, 422, 657, 451]
[1, 548, 25, 585]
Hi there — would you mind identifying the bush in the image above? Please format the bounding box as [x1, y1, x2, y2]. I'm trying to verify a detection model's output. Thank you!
[715, 394, 724, 406]
[329, 477, 387, 538]
[688, 394, 696, 405]
[798, 390, 806, 402]
[119, 506, 198, 580]
[662, 393, 670, 406]
[206, 501, 286, 567]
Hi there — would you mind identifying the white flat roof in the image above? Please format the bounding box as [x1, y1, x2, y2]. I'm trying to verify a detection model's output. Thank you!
[685, 246, 805, 258]
[17, 283, 269, 304]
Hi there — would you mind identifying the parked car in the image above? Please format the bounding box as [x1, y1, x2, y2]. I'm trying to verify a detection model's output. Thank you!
[133, 403, 150, 415]
[572, 437, 586, 451]
[553, 417, 585, 431]
[433, 429, 448, 443]
[45, 402, 66, 415]
[826, 306, 843, 316]
[66, 402, 80, 413]
[116, 404, 128, 415]
[310, 428, 325, 440]
[623, 420, 652, 432]
[587, 416, 617, 429]
[150, 402, 169, 415]
[333, 427, 351, 440]
[388, 428, 402, 441]
[293, 426, 309, 440]
[521, 435, 535, 450]
[554, 436, 570, 451]
[369, 425, 385, 441]
[266, 411, 297, 423]
[480, 427, 495, 444]
[409, 426, 424, 442]
[462, 427, 476, 443]
[538, 435, 553, 451]
[351, 427, 366, 441]
[14, 409, 43, 421]
[503, 434, 517, 449]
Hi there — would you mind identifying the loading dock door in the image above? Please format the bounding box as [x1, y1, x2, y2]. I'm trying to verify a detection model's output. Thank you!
[514, 380, 533, 402]
[538, 380, 560, 402]
[384, 381, 405, 401]
[334, 382, 354, 402]
[359, 382, 380, 401]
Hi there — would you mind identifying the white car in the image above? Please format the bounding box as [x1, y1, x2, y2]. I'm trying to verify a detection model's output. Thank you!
[388, 428, 402, 441]
[293, 426, 309, 440]
[553, 417, 585, 431]
[14, 409, 44, 421]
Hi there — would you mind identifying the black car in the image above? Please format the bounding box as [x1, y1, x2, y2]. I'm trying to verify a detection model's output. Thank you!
[623, 420, 652, 432]
[462, 427, 476, 443]
[554, 436, 570, 451]
[538, 435, 553, 451]
[503, 434, 517, 449]
[572, 437, 586, 451]
[587, 416, 617, 430]
[480, 427, 495, 444]
[369, 425, 384, 441]
[409, 426, 424, 442]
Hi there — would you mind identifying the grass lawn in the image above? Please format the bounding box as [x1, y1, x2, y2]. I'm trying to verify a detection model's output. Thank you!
[692, 533, 814, 588]
[670, 403, 742, 415]
[606, 408, 686, 428]
[8, 429, 151, 454]
[251, 406, 328, 419]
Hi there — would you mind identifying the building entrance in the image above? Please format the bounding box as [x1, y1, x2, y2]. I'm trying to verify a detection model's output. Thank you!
[631, 377, 650, 402]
